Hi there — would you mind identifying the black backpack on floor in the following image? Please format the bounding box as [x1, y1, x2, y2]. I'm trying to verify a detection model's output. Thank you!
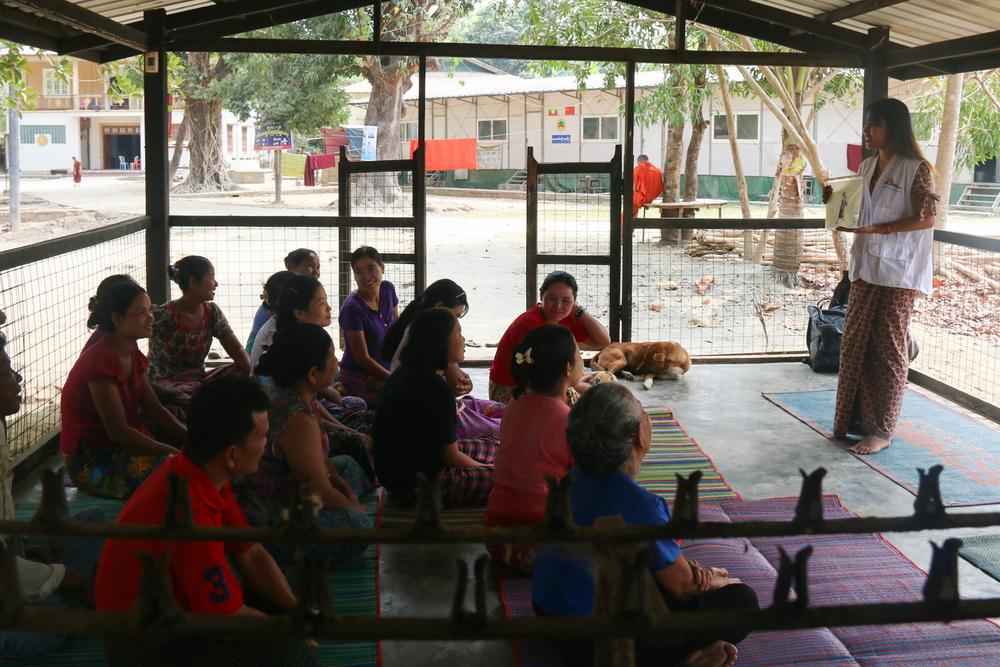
[805, 271, 850, 373]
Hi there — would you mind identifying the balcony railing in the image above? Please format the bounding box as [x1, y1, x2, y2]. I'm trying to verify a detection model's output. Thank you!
[34, 94, 143, 112]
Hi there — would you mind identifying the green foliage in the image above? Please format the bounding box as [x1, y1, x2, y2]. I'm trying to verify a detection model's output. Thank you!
[0, 42, 72, 113]
[914, 72, 1000, 171]
[217, 17, 362, 134]
[450, 1, 531, 75]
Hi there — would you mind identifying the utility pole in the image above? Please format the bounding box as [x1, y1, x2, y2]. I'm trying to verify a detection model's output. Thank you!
[8, 85, 20, 233]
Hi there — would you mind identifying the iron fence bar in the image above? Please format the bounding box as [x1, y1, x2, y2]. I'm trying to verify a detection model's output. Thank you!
[608, 144, 623, 342]
[168, 215, 417, 229]
[525, 146, 539, 311]
[908, 369, 1000, 425]
[340, 157, 415, 174]
[537, 254, 612, 266]
[621, 61, 636, 343]
[536, 161, 618, 175]
[933, 229, 1000, 253]
[5, 598, 1000, 641]
[338, 145, 353, 312]
[633, 218, 825, 230]
[414, 53, 427, 295]
[0, 216, 150, 270]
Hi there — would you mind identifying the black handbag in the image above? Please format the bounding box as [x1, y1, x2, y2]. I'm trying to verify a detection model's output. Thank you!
[805, 299, 847, 373]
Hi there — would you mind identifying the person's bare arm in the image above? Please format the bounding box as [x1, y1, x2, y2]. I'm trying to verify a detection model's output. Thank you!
[232, 543, 297, 611]
[445, 363, 473, 396]
[279, 414, 365, 512]
[441, 442, 485, 468]
[576, 311, 611, 350]
[343, 330, 391, 380]
[138, 375, 187, 442]
[220, 330, 252, 375]
[90, 382, 179, 456]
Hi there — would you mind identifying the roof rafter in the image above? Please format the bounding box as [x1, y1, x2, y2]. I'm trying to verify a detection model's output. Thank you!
[887, 29, 1000, 69]
[689, 0, 866, 49]
[814, 0, 912, 24]
[3, 0, 147, 51]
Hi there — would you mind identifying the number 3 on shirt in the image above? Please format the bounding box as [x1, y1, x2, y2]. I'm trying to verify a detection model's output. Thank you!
[203, 565, 230, 603]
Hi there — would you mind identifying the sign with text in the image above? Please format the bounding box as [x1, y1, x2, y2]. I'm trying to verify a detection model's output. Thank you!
[361, 125, 378, 161]
[254, 123, 291, 150]
[551, 134, 572, 144]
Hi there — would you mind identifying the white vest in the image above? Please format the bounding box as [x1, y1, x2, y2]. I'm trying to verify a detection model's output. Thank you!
[848, 154, 934, 295]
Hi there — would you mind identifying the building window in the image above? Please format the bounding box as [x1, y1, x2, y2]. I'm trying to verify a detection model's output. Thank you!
[227, 124, 234, 154]
[713, 113, 759, 141]
[242, 126, 249, 155]
[478, 119, 507, 141]
[400, 121, 419, 141]
[582, 116, 618, 141]
[21, 124, 67, 144]
[42, 69, 70, 97]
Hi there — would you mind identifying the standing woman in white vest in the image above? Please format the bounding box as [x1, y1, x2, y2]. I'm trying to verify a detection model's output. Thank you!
[831, 98, 939, 455]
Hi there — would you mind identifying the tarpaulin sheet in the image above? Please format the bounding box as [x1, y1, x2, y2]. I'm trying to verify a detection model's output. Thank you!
[409, 138, 478, 170]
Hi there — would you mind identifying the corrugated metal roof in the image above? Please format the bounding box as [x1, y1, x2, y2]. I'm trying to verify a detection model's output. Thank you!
[71, 0, 215, 26]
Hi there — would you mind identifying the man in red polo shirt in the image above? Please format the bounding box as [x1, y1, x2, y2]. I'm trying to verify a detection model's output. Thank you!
[96, 375, 315, 666]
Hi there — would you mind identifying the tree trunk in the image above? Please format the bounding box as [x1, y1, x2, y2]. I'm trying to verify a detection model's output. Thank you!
[771, 143, 805, 287]
[659, 121, 685, 245]
[175, 53, 230, 194]
[934, 74, 964, 232]
[168, 113, 187, 182]
[682, 118, 708, 241]
[715, 64, 753, 256]
[353, 56, 414, 212]
[754, 162, 783, 263]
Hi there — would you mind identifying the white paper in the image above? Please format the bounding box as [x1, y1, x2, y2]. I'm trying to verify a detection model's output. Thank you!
[825, 176, 863, 229]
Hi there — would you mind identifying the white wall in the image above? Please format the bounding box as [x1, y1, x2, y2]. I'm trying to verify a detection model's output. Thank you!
[18, 113, 79, 172]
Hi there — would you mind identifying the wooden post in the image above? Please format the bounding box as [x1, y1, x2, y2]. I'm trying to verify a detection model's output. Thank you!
[7, 85, 20, 233]
[862, 27, 890, 160]
[414, 55, 427, 294]
[619, 61, 636, 343]
[526, 146, 538, 311]
[143, 9, 170, 304]
[274, 149, 283, 204]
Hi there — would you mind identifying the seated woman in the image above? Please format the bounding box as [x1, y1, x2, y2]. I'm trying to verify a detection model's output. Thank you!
[484, 324, 582, 573]
[61, 280, 185, 499]
[532, 382, 758, 667]
[148, 256, 251, 404]
[339, 246, 398, 407]
[374, 308, 497, 507]
[235, 324, 372, 565]
[384, 278, 503, 441]
[245, 270, 295, 354]
[489, 270, 610, 404]
[247, 249, 321, 349]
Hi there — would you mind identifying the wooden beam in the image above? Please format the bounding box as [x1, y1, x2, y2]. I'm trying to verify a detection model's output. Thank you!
[815, 0, 912, 24]
[675, 0, 685, 61]
[886, 29, 1000, 68]
[687, 0, 866, 49]
[4, 0, 146, 51]
[862, 26, 889, 158]
[890, 51, 1000, 80]
[167, 36, 864, 67]
[0, 7, 66, 51]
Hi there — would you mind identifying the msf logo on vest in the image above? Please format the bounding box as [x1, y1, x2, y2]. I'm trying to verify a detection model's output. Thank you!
[882, 177, 903, 193]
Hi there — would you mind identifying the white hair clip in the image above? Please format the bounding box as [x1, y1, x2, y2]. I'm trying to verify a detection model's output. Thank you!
[515, 348, 534, 365]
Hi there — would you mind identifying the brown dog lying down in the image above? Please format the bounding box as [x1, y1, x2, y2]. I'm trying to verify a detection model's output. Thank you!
[591, 342, 692, 390]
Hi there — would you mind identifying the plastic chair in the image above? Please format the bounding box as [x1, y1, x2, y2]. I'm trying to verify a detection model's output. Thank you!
[118, 155, 127, 170]
[132, 155, 141, 170]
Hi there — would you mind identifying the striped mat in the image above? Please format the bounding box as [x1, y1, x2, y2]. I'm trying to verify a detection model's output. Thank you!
[959, 534, 1000, 585]
[9, 490, 381, 667]
[497, 408, 739, 667]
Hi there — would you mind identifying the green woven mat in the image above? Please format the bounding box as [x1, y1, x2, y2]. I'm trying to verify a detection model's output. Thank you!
[959, 534, 1000, 585]
[8, 490, 380, 667]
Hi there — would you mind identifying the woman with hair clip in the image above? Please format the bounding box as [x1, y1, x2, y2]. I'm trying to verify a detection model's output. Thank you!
[489, 270, 610, 404]
[385, 278, 504, 441]
[339, 246, 399, 407]
[374, 308, 497, 507]
[484, 324, 583, 572]
[826, 98, 939, 455]
[252, 274, 374, 481]
[148, 256, 251, 405]
[236, 324, 372, 565]
[246, 249, 321, 349]
[61, 279, 186, 498]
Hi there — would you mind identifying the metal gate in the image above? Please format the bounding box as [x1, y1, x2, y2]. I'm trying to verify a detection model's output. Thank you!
[525, 145, 623, 341]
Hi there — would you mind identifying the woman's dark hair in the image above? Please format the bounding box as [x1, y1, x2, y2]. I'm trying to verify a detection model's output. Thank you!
[383, 279, 468, 363]
[274, 275, 323, 331]
[87, 279, 147, 332]
[262, 271, 295, 312]
[284, 248, 318, 270]
[350, 245, 384, 269]
[510, 324, 577, 399]
[399, 308, 457, 372]
[567, 383, 641, 476]
[255, 323, 333, 387]
[540, 270, 578, 299]
[167, 255, 213, 292]
[865, 98, 930, 166]
[186, 375, 271, 465]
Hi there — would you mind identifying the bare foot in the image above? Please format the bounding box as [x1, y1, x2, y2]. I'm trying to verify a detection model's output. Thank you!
[684, 641, 739, 667]
[850, 435, 891, 455]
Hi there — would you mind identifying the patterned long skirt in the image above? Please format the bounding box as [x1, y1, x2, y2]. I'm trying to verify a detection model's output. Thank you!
[64, 446, 164, 499]
[439, 437, 499, 507]
[834, 279, 918, 441]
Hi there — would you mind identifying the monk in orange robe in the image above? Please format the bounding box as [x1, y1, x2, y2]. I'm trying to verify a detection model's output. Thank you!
[633, 154, 663, 217]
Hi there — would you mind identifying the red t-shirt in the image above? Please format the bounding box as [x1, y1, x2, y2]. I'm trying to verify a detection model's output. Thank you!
[96, 453, 254, 615]
[485, 393, 572, 524]
[59, 338, 150, 456]
[489, 305, 589, 387]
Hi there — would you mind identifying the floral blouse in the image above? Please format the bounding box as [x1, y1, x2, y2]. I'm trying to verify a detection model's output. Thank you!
[148, 301, 233, 383]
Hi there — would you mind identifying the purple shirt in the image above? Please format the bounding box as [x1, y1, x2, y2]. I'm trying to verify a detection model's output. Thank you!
[339, 281, 398, 373]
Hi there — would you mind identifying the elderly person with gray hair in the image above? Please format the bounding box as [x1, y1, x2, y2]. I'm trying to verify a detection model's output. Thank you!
[531, 383, 758, 667]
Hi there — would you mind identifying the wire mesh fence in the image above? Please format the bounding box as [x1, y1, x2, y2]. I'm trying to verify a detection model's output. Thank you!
[537, 181, 612, 259]
[629, 221, 839, 355]
[0, 222, 147, 463]
[345, 172, 414, 218]
[910, 236, 1000, 411]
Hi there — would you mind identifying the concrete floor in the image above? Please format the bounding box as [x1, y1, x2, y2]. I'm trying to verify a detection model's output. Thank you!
[379, 363, 1000, 667]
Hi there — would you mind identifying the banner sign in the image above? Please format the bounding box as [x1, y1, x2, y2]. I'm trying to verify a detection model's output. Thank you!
[254, 123, 291, 150]
[551, 134, 572, 144]
[361, 125, 378, 161]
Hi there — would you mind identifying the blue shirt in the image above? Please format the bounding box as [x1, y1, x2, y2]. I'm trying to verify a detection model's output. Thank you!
[245, 304, 271, 353]
[532, 468, 681, 616]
